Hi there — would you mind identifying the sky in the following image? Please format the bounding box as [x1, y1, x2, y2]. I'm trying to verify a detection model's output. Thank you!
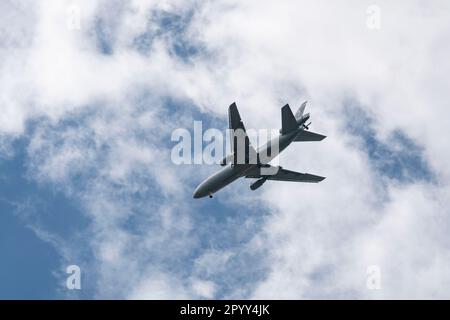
[1, 0, 450, 299]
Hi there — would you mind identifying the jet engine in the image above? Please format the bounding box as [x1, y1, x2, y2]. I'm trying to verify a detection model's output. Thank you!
[250, 178, 267, 191]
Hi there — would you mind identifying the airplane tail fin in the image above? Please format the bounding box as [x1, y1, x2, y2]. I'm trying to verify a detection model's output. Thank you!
[282, 101, 327, 141]
[294, 101, 307, 121]
[280, 104, 299, 135]
[295, 101, 311, 127]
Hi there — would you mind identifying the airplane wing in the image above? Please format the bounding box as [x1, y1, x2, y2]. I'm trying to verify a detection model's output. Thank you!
[294, 130, 326, 142]
[229, 102, 246, 132]
[228, 103, 258, 165]
[246, 166, 325, 183]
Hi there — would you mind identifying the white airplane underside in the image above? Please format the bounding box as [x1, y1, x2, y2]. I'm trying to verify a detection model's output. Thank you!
[193, 101, 326, 198]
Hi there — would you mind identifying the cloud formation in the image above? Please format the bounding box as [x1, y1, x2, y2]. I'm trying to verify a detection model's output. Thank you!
[1, 0, 450, 299]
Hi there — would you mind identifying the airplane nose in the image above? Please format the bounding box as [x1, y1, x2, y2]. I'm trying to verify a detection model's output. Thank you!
[193, 189, 201, 198]
[193, 185, 205, 198]
[193, 180, 211, 198]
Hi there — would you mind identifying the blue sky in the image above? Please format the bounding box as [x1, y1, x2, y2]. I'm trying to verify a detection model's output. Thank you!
[0, 94, 434, 299]
[0, 138, 80, 298]
[1, 0, 450, 299]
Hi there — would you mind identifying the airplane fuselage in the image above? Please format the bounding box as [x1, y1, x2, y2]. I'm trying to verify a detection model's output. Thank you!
[193, 129, 300, 198]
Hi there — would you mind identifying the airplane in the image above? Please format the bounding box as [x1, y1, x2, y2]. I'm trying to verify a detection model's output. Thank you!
[193, 102, 326, 198]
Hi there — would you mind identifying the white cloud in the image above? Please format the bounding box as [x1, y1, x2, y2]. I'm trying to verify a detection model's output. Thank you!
[1, 0, 450, 299]
[128, 272, 190, 300]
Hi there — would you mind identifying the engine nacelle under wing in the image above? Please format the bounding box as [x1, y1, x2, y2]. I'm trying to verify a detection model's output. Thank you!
[250, 178, 267, 191]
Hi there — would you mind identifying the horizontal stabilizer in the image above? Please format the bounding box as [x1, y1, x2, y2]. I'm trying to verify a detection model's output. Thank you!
[294, 130, 326, 142]
[281, 104, 298, 135]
